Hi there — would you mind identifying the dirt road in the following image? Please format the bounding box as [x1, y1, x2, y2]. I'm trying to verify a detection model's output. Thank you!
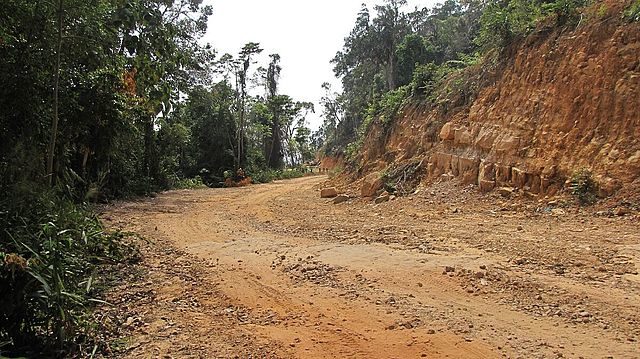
[101, 176, 640, 358]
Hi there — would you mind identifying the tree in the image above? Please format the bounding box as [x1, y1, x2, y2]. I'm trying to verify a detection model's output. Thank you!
[264, 54, 284, 169]
[115, 0, 214, 185]
[235, 42, 263, 170]
[372, 0, 409, 90]
[46, 0, 64, 186]
[175, 83, 237, 185]
[395, 33, 436, 87]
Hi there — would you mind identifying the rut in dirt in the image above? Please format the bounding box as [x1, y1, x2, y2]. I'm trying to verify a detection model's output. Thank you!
[101, 176, 640, 359]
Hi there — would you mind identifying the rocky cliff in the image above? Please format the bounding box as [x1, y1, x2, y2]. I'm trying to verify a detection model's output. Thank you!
[352, 2, 640, 198]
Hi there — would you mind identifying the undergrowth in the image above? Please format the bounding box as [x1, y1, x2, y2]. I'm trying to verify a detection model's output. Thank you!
[170, 175, 206, 190]
[569, 168, 598, 205]
[381, 159, 425, 196]
[225, 168, 308, 185]
[0, 188, 137, 357]
[626, 0, 640, 22]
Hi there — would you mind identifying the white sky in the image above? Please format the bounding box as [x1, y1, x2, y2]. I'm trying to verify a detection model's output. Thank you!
[204, 0, 440, 130]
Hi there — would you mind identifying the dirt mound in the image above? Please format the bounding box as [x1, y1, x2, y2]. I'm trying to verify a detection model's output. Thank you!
[352, 4, 640, 199]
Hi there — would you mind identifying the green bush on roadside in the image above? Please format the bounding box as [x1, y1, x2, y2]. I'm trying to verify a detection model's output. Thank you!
[569, 168, 598, 205]
[0, 189, 135, 357]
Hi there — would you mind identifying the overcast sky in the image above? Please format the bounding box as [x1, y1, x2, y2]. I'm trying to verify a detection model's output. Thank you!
[203, 0, 440, 130]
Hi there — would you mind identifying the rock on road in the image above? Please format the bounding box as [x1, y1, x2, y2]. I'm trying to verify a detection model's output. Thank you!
[101, 176, 640, 358]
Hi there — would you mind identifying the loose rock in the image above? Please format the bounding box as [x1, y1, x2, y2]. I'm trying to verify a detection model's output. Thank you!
[333, 194, 350, 204]
[320, 187, 338, 198]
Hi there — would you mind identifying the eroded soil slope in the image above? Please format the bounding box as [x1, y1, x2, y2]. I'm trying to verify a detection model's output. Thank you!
[355, 3, 640, 197]
[100, 176, 639, 358]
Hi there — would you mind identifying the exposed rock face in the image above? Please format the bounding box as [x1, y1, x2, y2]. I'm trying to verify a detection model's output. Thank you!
[318, 156, 344, 172]
[353, 7, 640, 197]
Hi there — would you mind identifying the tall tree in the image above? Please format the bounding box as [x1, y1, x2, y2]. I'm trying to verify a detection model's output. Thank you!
[372, 0, 409, 90]
[264, 53, 284, 168]
[46, 0, 64, 186]
[235, 42, 263, 170]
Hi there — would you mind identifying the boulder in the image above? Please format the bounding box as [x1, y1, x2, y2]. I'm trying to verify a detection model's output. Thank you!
[439, 122, 455, 141]
[333, 194, 350, 204]
[361, 172, 383, 197]
[478, 161, 496, 181]
[511, 167, 528, 188]
[454, 127, 472, 146]
[320, 187, 338, 198]
[458, 157, 479, 185]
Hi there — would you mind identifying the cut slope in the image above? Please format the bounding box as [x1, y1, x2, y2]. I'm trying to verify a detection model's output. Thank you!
[352, 4, 640, 198]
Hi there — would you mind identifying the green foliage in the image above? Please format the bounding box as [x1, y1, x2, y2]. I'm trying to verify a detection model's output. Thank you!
[0, 0, 229, 355]
[322, 0, 484, 158]
[596, 3, 609, 19]
[476, 0, 543, 49]
[0, 0, 215, 199]
[625, 0, 640, 22]
[249, 169, 306, 184]
[169, 176, 206, 190]
[569, 168, 598, 204]
[371, 86, 411, 125]
[0, 190, 136, 356]
[542, 0, 590, 25]
[345, 141, 363, 162]
[395, 34, 437, 87]
[476, 0, 590, 51]
[411, 63, 441, 96]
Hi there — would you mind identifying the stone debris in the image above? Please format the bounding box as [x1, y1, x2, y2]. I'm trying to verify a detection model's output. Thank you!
[333, 194, 350, 204]
[320, 187, 338, 198]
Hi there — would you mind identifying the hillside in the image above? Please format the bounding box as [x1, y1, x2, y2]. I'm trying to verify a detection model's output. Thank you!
[349, 1, 640, 200]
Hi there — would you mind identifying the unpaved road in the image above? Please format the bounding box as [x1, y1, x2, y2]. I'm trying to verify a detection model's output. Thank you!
[101, 176, 640, 358]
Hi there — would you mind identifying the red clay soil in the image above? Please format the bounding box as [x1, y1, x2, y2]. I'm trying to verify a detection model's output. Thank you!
[98, 176, 640, 358]
[354, 1, 640, 198]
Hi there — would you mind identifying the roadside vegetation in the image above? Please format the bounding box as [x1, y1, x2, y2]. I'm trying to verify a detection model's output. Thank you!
[0, 0, 315, 356]
[318, 0, 599, 161]
[0, 189, 137, 356]
[3, 0, 633, 356]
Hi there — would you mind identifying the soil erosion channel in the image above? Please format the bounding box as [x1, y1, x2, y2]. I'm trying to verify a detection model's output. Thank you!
[103, 176, 640, 358]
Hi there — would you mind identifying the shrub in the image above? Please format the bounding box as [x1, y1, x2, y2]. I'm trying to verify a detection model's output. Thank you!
[344, 141, 362, 163]
[0, 190, 134, 356]
[376, 86, 410, 125]
[625, 0, 640, 22]
[171, 176, 206, 190]
[411, 63, 440, 96]
[476, 0, 542, 49]
[542, 0, 590, 25]
[569, 168, 598, 204]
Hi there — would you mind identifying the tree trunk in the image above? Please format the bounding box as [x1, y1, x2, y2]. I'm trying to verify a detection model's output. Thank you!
[81, 145, 90, 176]
[143, 116, 158, 185]
[46, 0, 64, 186]
[387, 52, 397, 91]
[267, 115, 283, 169]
